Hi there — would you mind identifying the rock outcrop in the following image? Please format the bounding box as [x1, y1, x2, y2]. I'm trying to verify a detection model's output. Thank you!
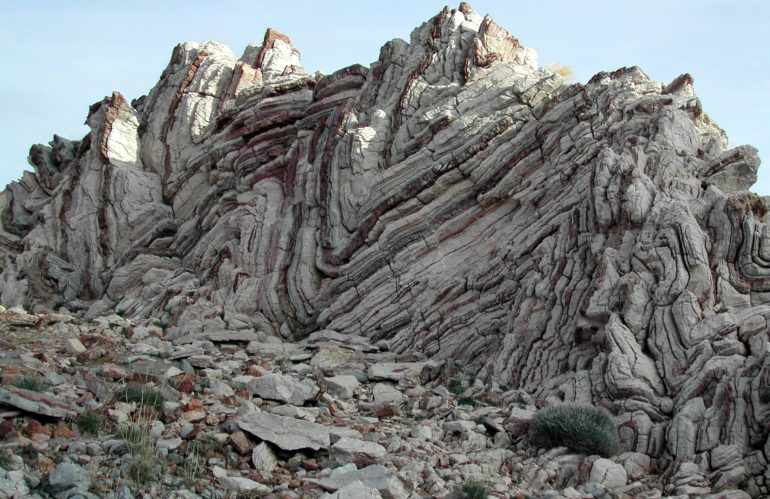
[1, 3, 769, 494]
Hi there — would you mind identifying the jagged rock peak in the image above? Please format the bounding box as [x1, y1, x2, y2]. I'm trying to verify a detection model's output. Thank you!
[0, 4, 769, 495]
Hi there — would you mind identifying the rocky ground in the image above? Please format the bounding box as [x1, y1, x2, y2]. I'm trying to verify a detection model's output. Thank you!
[0, 307, 758, 499]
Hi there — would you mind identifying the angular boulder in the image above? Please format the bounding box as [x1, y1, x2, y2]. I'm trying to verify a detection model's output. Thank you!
[239, 411, 330, 451]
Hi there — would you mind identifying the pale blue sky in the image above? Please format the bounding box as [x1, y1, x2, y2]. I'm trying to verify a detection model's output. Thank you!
[1, 1, 768, 194]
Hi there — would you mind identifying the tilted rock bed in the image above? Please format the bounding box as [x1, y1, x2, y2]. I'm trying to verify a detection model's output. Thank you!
[0, 308, 758, 498]
[0, 2, 769, 497]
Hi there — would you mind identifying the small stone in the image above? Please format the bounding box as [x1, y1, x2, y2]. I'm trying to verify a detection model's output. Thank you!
[0, 469, 31, 496]
[220, 475, 270, 493]
[505, 407, 535, 439]
[43, 461, 92, 493]
[211, 465, 270, 493]
[325, 375, 361, 399]
[330, 437, 388, 467]
[229, 430, 255, 455]
[269, 404, 319, 422]
[180, 409, 207, 423]
[317, 464, 412, 498]
[328, 427, 364, 444]
[374, 404, 400, 418]
[322, 480, 383, 498]
[410, 425, 433, 440]
[367, 362, 439, 382]
[65, 338, 87, 355]
[589, 458, 627, 489]
[442, 420, 476, 433]
[252, 442, 278, 472]
[44, 372, 66, 386]
[246, 373, 319, 405]
[618, 452, 651, 480]
[372, 383, 403, 405]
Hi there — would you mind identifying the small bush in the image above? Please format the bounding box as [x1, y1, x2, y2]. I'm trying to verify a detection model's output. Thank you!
[529, 404, 619, 457]
[462, 479, 489, 499]
[128, 455, 158, 484]
[119, 424, 154, 454]
[12, 375, 44, 392]
[119, 423, 158, 484]
[122, 386, 165, 413]
[76, 409, 108, 435]
[177, 441, 205, 486]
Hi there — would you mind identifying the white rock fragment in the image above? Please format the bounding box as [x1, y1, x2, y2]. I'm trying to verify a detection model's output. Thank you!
[65, 338, 87, 355]
[325, 375, 361, 399]
[589, 458, 628, 490]
[251, 442, 278, 472]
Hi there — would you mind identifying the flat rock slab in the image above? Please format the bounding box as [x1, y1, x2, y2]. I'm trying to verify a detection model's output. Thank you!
[367, 362, 441, 382]
[211, 465, 270, 493]
[0, 386, 71, 418]
[245, 373, 319, 405]
[322, 480, 383, 499]
[372, 383, 403, 405]
[246, 341, 307, 357]
[43, 462, 92, 493]
[301, 330, 377, 352]
[325, 375, 361, 399]
[331, 437, 388, 467]
[239, 411, 330, 451]
[316, 464, 411, 499]
[202, 330, 261, 343]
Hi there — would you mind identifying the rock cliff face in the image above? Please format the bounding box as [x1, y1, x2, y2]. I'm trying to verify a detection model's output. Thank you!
[1, 3, 769, 489]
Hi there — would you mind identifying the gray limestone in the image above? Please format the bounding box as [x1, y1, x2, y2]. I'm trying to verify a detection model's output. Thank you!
[239, 411, 330, 451]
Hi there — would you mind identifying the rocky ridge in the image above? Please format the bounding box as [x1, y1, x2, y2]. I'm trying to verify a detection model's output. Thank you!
[0, 3, 769, 497]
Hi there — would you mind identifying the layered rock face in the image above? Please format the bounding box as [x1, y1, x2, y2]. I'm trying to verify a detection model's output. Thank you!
[1, 3, 769, 489]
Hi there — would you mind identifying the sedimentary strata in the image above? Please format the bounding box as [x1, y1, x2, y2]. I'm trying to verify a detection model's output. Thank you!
[1, 4, 769, 494]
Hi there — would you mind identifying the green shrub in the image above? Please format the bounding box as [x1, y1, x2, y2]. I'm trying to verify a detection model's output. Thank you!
[119, 424, 152, 453]
[127, 455, 158, 484]
[122, 386, 165, 413]
[462, 479, 489, 499]
[12, 375, 44, 392]
[75, 409, 109, 435]
[119, 423, 158, 484]
[529, 404, 619, 457]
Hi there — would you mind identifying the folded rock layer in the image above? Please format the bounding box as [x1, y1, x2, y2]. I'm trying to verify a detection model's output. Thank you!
[2, 3, 769, 485]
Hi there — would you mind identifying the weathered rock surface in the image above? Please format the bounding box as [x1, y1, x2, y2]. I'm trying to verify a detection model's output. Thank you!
[0, 2, 769, 496]
[238, 411, 330, 451]
[0, 385, 71, 418]
[0, 306, 763, 497]
[590, 458, 628, 489]
[42, 461, 92, 494]
[330, 436, 388, 467]
[317, 464, 412, 499]
[242, 372, 319, 405]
